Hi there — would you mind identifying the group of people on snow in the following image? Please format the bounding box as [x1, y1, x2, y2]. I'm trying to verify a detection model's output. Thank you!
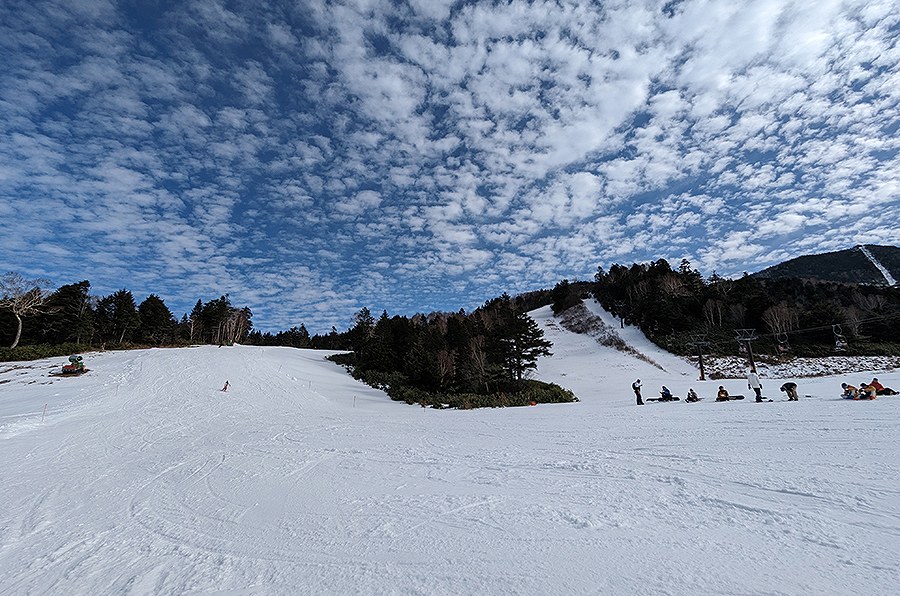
[840, 378, 897, 400]
[633, 370, 898, 406]
[631, 369, 799, 405]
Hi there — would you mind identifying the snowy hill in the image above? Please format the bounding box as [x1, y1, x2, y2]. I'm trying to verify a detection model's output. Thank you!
[2, 337, 900, 593]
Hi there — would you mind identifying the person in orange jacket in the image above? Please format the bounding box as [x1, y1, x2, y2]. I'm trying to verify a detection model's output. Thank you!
[857, 382, 876, 400]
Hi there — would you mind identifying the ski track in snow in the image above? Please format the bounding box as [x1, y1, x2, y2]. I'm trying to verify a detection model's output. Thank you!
[1, 311, 900, 594]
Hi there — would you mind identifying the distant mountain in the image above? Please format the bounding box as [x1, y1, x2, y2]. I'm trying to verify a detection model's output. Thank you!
[752, 245, 900, 285]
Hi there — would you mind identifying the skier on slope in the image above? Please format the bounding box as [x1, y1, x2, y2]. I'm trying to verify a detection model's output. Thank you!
[632, 379, 643, 406]
[779, 381, 799, 401]
[747, 368, 764, 402]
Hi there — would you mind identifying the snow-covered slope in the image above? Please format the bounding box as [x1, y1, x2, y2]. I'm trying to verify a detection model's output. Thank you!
[1, 341, 899, 594]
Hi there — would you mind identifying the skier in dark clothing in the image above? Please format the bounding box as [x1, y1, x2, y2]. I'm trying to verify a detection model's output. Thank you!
[632, 379, 643, 405]
[686, 388, 699, 402]
[780, 382, 799, 401]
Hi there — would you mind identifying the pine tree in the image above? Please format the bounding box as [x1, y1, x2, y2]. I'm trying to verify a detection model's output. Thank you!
[188, 299, 203, 342]
[96, 289, 140, 344]
[42, 280, 93, 344]
[138, 294, 175, 345]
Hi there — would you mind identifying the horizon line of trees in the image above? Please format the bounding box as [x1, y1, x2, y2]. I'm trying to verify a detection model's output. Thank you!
[0, 272, 253, 352]
[5, 256, 900, 364]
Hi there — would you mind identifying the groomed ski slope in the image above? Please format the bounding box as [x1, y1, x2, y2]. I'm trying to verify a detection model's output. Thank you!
[1, 314, 899, 595]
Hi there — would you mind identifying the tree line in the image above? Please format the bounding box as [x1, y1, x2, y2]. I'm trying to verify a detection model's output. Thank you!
[548, 259, 900, 357]
[0, 273, 253, 358]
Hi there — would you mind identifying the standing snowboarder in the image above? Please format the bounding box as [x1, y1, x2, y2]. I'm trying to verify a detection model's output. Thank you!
[747, 368, 763, 402]
[632, 379, 643, 406]
[779, 381, 799, 401]
[221, 380, 230, 392]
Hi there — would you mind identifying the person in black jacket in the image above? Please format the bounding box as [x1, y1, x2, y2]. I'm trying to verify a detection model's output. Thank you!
[780, 382, 799, 401]
[632, 379, 643, 405]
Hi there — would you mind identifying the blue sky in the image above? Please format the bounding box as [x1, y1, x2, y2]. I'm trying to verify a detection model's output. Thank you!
[1, 1, 898, 332]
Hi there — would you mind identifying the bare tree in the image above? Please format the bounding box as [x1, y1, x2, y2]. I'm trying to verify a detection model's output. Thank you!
[0, 272, 51, 348]
[852, 292, 887, 313]
[222, 307, 252, 345]
[843, 306, 865, 338]
[628, 279, 652, 301]
[761, 302, 799, 335]
[659, 273, 688, 297]
[702, 299, 725, 328]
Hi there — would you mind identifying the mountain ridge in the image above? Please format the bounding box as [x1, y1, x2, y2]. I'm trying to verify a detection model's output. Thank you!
[751, 244, 900, 286]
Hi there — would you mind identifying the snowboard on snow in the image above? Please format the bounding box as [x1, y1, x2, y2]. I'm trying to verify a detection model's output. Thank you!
[647, 396, 681, 402]
[715, 395, 745, 401]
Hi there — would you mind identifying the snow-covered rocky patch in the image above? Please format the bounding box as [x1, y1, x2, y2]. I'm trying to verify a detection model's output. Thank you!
[701, 355, 900, 380]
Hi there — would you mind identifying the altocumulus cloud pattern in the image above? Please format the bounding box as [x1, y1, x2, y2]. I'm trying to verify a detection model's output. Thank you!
[1, 0, 898, 331]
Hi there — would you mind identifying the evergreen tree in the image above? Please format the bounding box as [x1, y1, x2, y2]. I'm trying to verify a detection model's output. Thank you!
[199, 296, 233, 344]
[188, 299, 203, 342]
[482, 293, 553, 383]
[42, 280, 94, 344]
[96, 289, 140, 344]
[138, 294, 175, 344]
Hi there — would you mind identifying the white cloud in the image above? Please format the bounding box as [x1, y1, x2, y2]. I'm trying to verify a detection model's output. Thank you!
[1, 0, 898, 331]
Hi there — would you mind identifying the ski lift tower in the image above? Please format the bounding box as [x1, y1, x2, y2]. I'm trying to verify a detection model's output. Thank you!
[734, 328, 758, 371]
[689, 334, 710, 381]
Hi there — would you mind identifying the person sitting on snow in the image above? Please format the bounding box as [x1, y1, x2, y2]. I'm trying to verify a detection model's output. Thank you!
[841, 383, 858, 399]
[858, 382, 877, 400]
[869, 378, 898, 395]
[686, 388, 699, 402]
[660, 386, 674, 401]
[716, 386, 730, 402]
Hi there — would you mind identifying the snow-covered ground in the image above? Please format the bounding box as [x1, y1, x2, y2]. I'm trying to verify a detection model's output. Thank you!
[1, 308, 899, 594]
